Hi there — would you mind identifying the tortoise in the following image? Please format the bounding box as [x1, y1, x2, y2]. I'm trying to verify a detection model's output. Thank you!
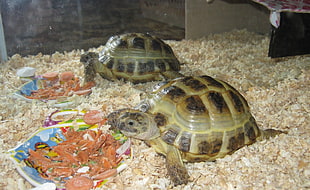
[107, 75, 285, 185]
[80, 33, 183, 84]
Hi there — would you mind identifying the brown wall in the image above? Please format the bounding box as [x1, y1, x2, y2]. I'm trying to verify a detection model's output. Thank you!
[186, 0, 270, 39]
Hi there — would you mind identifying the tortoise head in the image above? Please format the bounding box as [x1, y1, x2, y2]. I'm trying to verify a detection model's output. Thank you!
[80, 52, 99, 65]
[80, 52, 100, 82]
[107, 108, 160, 140]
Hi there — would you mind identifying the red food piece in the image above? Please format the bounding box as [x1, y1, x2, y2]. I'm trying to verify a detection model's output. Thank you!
[65, 176, 93, 190]
[83, 110, 105, 125]
[42, 72, 59, 81]
[74, 89, 92, 95]
[60, 71, 75, 82]
[92, 169, 117, 180]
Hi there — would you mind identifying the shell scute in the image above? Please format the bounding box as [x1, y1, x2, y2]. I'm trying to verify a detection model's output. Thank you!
[181, 77, 207, 92]
[118, 39, 128, 48]
[244, 116, 260, 143]
[228, 90, 245, 113]
[162, 128, 179, 145]
[163, 45, 174, 56]
[126, 62, 135, 74]
[206, 91, 229, 114]
[161, 86, 187, 103]
[227, 130, 245, 152]
[196, 132, 223, 156]
[184, 96, 207, 115]
[151, 39, 162, 51]
[132, 37, 145, 49]
[116, 61, 125, 72]
[154, 60, 166, 72]
[138, 61, 155, 74]
[200, 75, 225, 89]
[154, 112, 168, 127]
[178, 132, 192, 152]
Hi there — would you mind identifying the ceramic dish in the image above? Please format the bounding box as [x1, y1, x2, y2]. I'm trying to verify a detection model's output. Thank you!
[7, 109, 131, 189]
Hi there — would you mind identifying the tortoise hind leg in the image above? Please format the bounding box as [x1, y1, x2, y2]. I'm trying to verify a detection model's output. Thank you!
[162, 71, 184, 80]
[166, 145, 190, 185]
[258, 129, 287, 140]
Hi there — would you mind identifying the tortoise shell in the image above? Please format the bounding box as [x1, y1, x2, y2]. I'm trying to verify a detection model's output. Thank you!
[107, 75, 284, 185]
[81, 33, 183, 84]
[138, 75, 261, 161]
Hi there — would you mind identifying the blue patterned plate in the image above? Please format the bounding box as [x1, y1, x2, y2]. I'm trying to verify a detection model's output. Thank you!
[12, 76, 93, 108]
[7, 110, 130, 189]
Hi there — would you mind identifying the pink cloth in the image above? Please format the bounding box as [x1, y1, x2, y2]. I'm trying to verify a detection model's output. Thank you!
[252, 0, 310, 12]
[252, 0, 310, 27]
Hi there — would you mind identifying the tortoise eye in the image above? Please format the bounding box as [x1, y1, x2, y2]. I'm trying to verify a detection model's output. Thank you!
[119, 121, 138, 133]
[128, 120, 135, 126]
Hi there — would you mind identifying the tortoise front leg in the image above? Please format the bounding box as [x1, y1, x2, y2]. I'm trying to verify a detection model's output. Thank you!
[166, 145, 190, 185]
[80, 52, 98, 83]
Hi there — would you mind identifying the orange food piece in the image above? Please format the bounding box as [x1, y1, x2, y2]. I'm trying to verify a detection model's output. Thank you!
[52, 167, 75, 177]
[92, 169, 117, 180]
[83, 110, 105, 125]
[42, 72, 59, 80]
[76, 150, 89, 164]
[60, 71, 75, 82]
[104, 146, 117, 165]
[81, 81, 96, 90]
[73, 89, 92, 95]
[65, 176, 93, 190]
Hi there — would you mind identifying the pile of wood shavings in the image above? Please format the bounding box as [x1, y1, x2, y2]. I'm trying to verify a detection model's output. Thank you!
[0, 29, 309, 190]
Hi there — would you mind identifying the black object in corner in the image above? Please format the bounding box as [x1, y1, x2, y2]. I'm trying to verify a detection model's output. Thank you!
[268, 12, 310, 58]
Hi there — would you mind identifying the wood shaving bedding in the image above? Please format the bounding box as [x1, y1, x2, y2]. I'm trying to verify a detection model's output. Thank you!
[0, 29, 309, 190]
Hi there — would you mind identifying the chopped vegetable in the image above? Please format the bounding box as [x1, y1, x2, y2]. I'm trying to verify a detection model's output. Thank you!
[83, 110, 105, 125]
[59, 71, 74, 82]
[65, 176, 93, 190]
[24, 71, 95, 100]
[42, 72, 59, 81]
[25, 128, 123, 184]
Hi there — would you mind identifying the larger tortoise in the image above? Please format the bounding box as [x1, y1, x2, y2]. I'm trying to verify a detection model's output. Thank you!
[80, 33, 183, 84]
[107, 75, 285, 185]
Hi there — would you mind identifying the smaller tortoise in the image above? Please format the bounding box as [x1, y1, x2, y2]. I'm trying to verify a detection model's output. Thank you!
[80, 33, 183, 84]
[107, 75, 285, 185]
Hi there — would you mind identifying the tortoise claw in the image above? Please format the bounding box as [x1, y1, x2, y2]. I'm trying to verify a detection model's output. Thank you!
[166, 162, 190, 185]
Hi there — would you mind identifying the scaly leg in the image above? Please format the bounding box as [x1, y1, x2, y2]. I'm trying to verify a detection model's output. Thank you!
[166, 145, 190, 185]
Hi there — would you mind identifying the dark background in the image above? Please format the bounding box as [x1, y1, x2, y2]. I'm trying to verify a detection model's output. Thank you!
[0, 0, 185, 56]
